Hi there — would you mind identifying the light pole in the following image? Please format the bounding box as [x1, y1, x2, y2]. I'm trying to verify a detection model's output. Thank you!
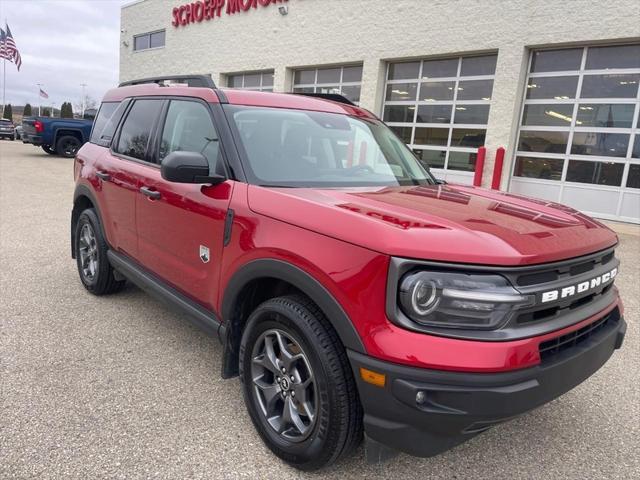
[80, 83, 87, 118]
[36, 83, 43, 116]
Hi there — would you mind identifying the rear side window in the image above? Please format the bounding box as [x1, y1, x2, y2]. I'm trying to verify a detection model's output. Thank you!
[115, 99, 163, 160]
[90, 101, 128, 146]
[159, 100, 221, 174]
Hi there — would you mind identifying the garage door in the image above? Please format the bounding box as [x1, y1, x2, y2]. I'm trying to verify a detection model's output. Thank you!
[383, 54, 497, 185]
[510, 45, 640, 224]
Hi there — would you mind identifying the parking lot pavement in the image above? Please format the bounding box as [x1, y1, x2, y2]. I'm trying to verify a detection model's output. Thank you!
[1, 140, 639, 479]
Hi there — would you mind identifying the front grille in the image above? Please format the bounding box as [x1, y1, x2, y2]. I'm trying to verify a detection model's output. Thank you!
[517, 283, 614, 325]
[538, 308, 619, 362]
[508, 247, 618, 326]
[515, 250, 613, 287]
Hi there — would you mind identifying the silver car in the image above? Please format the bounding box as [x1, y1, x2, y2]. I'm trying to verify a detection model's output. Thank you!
[0, 119, 16, 140]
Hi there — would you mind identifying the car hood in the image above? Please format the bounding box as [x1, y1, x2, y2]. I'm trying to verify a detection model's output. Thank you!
[247, 184, 618, 266]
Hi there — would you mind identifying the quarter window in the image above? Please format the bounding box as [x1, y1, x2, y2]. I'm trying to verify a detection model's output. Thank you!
[383, 54, 497, 178]
[159, 100, 221, 174]
[90, 102, 119, 144]
[115, 100, 163, 161]
[91, 100, 130, 147]
[292, 65, 363, 104]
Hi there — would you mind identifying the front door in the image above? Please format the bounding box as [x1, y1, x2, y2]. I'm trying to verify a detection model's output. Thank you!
[135, 99, 232, 310]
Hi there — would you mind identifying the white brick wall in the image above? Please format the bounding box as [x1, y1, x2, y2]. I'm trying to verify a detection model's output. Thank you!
[121, 0, 640, 188]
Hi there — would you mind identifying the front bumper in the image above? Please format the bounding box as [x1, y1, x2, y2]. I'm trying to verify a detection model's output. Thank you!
[348, 310, 626, 458]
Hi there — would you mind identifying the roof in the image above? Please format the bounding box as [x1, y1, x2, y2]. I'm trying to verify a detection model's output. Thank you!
[101, 83, 377, 119]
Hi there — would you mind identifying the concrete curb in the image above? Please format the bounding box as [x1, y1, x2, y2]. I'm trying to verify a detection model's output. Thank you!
[603, 221, 640, 237]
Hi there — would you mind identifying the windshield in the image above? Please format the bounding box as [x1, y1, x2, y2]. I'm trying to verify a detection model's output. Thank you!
[226, 105, 435, 187]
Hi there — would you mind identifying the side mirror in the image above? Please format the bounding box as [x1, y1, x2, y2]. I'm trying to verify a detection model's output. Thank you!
[161, 151, 225, 185]
[435, 178, 447, 185]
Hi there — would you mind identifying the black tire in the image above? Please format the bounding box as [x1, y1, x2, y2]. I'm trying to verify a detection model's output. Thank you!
[240, 295, 363, 471]
[42, 145, 56, 155]
[56, 135, 81, 157]
[74, 208, 126, 295]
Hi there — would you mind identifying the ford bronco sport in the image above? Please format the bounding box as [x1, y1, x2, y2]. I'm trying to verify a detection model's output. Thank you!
[71, 75, 626, 470]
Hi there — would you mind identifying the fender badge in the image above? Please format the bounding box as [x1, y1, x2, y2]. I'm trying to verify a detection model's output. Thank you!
[199, 245, 210, 263]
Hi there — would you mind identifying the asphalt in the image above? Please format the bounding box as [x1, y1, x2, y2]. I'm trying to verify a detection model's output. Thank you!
[1, 140, 639, 479]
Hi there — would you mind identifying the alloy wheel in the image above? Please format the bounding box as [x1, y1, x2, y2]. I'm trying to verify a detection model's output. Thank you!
[250, 328, 317, 442]
[78, 223, 98, 281]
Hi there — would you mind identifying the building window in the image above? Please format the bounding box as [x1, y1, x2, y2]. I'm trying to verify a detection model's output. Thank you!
[226, 71, 274, 91]
[511, 44, 640, 223]
[133, 30, 165, 51]
[383, 54, 497, 180]
[292, 65, 363, 104]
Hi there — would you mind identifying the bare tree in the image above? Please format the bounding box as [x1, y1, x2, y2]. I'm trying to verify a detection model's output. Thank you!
[74, 95, 97, 117]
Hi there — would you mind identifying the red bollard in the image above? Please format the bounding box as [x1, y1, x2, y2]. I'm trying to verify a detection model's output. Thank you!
[473, 146, 486, 187]
[491, 147, 505, 190]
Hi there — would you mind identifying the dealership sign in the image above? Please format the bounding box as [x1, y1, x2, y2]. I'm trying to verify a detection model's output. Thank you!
[172, 0, 288, 27]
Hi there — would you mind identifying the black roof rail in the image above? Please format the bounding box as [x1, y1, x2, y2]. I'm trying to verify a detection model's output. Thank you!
[118, 74, 216, 88]
[292, 92, 356, 106]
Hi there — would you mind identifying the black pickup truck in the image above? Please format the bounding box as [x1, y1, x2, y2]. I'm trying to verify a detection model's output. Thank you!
[22, 116, 93, 157]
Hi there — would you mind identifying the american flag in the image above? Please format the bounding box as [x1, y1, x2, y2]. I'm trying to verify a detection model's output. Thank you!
[4, 23, 21, 70]
[39, 88, 49, 99]
[0, 28, 11, 61]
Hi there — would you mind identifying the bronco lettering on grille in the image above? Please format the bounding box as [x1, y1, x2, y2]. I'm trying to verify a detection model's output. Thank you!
[541, 268, 617, 303]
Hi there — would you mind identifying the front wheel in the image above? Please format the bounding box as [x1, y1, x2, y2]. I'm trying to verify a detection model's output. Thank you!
[56, 135, 81, 157]
[42, 145, 56, 155]
[240, 295, 362, 471]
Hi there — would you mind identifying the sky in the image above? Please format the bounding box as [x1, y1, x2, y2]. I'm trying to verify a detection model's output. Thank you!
[0, 0, 130, 111]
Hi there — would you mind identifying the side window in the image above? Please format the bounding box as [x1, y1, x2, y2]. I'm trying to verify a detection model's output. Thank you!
[115, 99, 163, 160]
[159, 100, 221, 174]
[90, 100, 129, 147]
[90, 102, 118, 144]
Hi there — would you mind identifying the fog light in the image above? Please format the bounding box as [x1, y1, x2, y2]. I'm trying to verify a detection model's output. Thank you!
[416, 391, 426, 405]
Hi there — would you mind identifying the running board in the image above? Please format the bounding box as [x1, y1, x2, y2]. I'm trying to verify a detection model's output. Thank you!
[107, 250, 225, 342]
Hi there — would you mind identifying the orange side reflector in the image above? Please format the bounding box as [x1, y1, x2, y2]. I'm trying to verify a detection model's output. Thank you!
[360, 367, 386, 387]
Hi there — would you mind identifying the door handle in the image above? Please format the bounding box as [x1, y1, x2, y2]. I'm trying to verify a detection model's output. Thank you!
[96, 171, 110, 181]
[140, 186, 161, 200]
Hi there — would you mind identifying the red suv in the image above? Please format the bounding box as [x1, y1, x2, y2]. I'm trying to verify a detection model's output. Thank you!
[72, 75, 626, 470]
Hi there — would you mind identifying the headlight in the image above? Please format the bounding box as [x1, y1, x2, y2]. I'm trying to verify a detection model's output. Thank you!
[398, 271, 534, 330]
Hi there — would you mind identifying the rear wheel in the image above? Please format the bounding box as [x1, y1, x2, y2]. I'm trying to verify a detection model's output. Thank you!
[42, 145, 56, 155]
[56, 135, 81, 157]
[240, 295, 363, 470]
[74, 208, 125, 295]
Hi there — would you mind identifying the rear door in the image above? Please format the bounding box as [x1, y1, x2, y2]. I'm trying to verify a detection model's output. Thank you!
[135, 98, 233, 309]
[98, 98, 164, 257]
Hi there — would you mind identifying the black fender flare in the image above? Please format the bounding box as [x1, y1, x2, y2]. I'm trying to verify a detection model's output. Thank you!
[220, 258, 366, 377]
[54, 127, 86, 147]
[71, 184, 107, 258]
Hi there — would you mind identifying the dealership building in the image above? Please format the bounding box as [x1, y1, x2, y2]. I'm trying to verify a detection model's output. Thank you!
[120, 0, 640, 224]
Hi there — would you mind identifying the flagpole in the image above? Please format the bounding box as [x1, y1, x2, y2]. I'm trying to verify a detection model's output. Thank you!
[2, 58, 5, 118]
[37, 83, 42, 116]
[2, 17, 5, 117]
